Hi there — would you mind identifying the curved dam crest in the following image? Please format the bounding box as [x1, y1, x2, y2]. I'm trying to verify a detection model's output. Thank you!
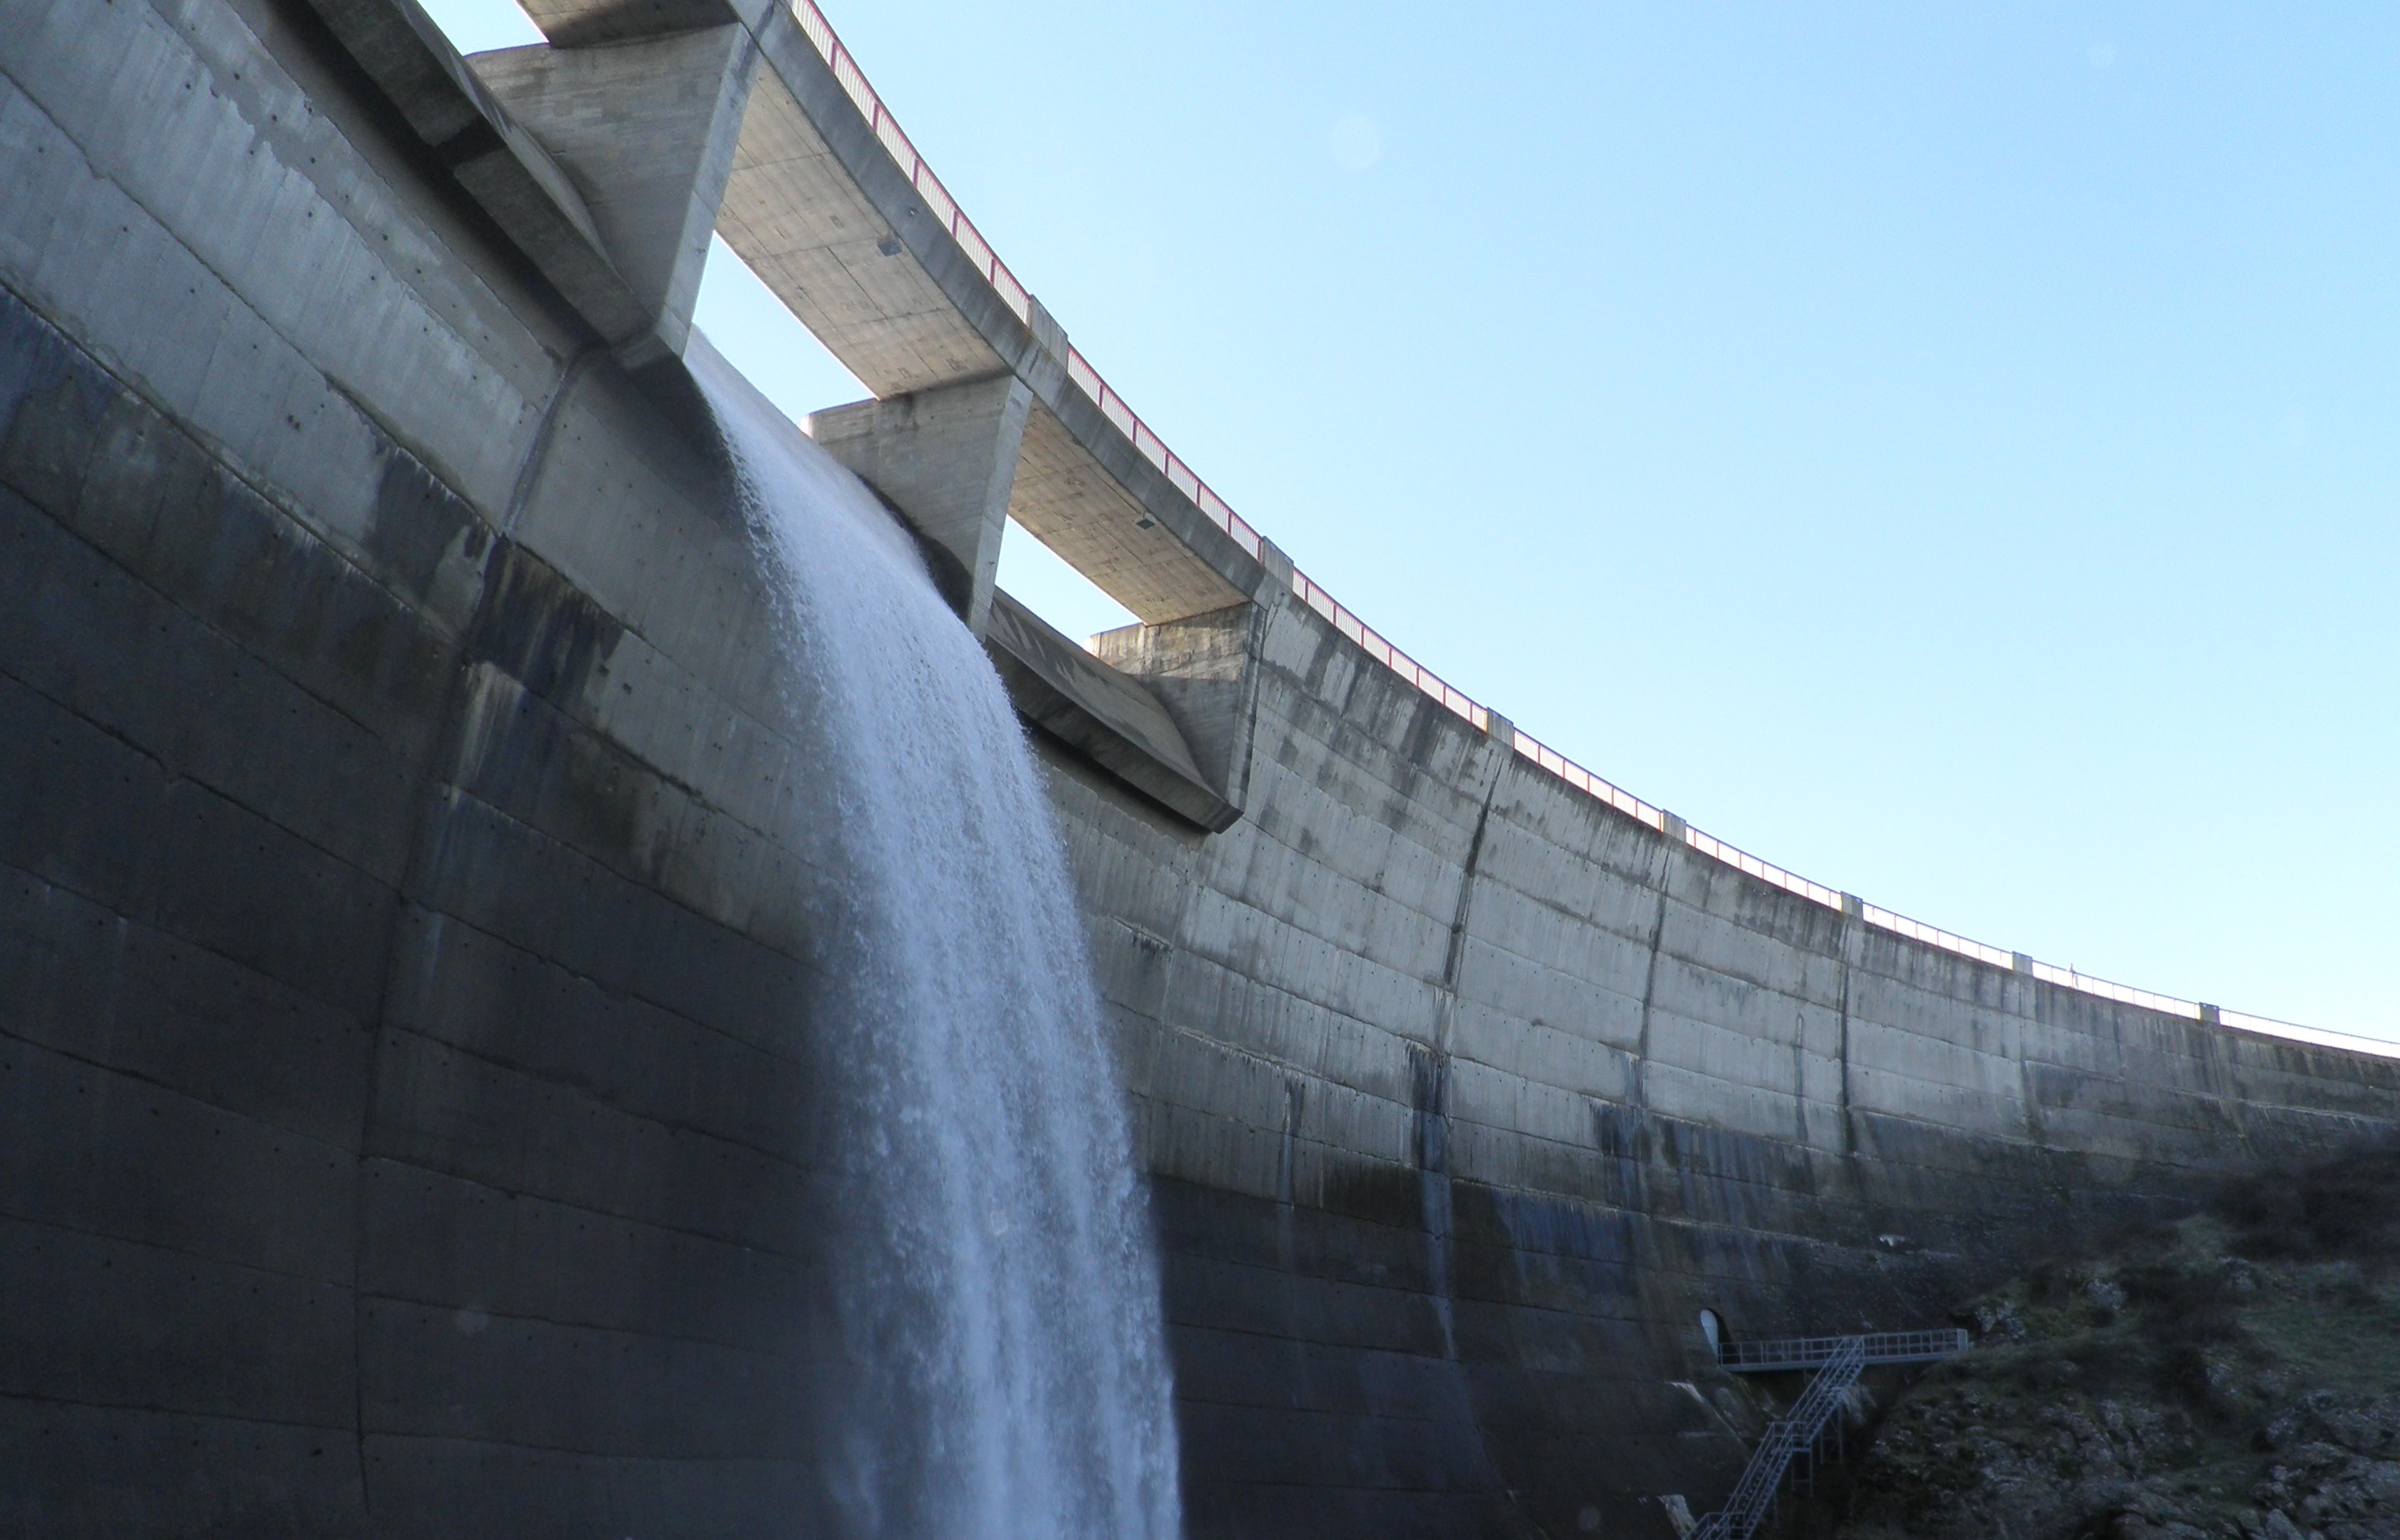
[0, 0, 2396, 1536]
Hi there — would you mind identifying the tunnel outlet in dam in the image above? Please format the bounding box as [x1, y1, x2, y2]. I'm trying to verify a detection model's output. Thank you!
[1, 0, 2397, 1536]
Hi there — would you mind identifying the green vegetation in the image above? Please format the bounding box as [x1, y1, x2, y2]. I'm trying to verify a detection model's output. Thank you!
[1822, 1148, 2400, 1540]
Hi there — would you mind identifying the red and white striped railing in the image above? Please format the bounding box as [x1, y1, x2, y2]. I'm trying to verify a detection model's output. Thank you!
[780, 0, 2396, 1059]
[790, 0, 1035, 326]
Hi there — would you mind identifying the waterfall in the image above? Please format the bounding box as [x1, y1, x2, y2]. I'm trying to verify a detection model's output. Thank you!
[692, 341, 1182, 1539]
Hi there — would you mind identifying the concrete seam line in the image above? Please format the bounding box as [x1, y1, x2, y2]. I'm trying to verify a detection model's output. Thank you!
[500, 343, 600, 538]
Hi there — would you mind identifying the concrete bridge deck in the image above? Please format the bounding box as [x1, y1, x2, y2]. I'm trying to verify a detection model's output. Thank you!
[538, 0, 1270, 626]
[514, 0, 2383, 1060]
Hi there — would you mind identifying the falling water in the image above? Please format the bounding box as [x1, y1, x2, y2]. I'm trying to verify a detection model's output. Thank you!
[691, 341, 1180, 1540]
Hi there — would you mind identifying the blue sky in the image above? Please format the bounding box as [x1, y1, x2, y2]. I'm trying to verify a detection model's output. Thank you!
[425, 2, 2397, 1044]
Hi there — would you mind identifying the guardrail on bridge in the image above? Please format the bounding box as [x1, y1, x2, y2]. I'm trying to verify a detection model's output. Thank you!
[781, 0, 2397, 1064]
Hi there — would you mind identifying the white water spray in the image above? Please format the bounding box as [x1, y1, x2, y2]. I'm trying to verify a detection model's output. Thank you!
[691, 343, 1180, 1539]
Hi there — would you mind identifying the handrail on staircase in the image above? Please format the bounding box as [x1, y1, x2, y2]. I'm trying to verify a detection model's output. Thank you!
[1688, 1325, 1965, 1540]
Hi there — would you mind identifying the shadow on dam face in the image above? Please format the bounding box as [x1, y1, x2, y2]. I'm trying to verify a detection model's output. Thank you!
[2, 1, 2399, 1538]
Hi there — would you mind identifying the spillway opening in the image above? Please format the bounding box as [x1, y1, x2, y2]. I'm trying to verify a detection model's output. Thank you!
[693, 340, 1181, 1539]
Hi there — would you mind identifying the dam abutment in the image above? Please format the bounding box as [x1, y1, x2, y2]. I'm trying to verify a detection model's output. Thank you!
[4, 0, 2399, 1536]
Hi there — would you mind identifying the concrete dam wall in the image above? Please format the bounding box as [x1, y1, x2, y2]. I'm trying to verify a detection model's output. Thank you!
[4, 1, 2399, 1537]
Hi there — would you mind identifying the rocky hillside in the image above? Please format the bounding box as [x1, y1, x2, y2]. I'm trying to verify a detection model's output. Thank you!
[1824, 1148, 2400, 1540]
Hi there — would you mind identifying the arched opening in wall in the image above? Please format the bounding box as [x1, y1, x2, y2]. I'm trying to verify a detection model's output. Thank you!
[1697, 1309, 1725, 1357]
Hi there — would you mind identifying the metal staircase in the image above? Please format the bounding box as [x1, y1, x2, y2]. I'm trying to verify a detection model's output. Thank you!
[1688, 1329, 1967, 1540]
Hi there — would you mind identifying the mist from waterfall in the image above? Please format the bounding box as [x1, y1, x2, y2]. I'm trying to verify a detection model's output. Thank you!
[692, 341, 1181, 1540]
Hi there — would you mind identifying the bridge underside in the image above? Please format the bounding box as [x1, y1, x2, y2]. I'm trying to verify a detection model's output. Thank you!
[677, 0, 1263, 627]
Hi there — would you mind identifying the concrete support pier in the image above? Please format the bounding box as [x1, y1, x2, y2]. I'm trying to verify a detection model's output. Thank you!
[807, 374, 1034, 634]
[468, 26, 758, 367]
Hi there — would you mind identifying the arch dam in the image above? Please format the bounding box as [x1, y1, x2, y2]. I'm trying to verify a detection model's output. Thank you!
[1, 0, 2394, 1535]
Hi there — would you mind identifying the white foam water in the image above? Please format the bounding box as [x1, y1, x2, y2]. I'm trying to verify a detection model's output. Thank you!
[691, 343, 1180, 1540]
